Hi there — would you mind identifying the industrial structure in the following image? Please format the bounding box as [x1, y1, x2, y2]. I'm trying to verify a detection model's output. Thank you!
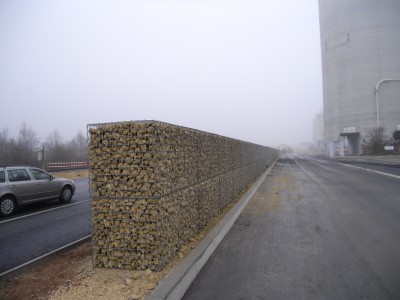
[318, 0, 400, 155]
[313, 112, 325, 152]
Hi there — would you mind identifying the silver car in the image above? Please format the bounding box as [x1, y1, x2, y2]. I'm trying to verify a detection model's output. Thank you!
[0, 166, 76, 217]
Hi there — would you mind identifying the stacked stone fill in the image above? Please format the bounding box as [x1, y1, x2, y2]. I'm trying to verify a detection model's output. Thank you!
[88, 121, 278, 271]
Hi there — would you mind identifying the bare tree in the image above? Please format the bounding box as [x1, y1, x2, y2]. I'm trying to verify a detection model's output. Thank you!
[1, 125, 88, 166]
[363, 126, 390, 155]
[68, 131, 88, 161]
[393, 130, 400, 141]
[45, 130, 69, 162]
[46, 129, 63, 149]
[0, 128, 11, 165]
[17, 122, 40, 165]
[0, 124, 40, 166]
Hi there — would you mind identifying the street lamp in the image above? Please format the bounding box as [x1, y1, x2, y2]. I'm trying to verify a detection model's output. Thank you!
[375, 79, 400, 128]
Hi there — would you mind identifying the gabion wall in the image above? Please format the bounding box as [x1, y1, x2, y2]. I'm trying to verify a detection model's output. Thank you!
[88, 121, 278, 271]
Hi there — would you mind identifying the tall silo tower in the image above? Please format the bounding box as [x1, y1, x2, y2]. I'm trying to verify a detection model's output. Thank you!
[318, 0, 400, 155]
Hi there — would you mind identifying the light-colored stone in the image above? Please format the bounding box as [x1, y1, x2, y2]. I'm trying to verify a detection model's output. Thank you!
[88, 121, 278, 271]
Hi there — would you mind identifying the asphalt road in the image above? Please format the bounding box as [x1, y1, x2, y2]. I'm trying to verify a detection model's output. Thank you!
[0, 178, 91, 274]
[332, 157, 400, 177]
[183, 155, 400, 299]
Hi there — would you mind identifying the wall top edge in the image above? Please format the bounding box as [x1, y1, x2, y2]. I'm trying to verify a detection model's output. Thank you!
[87, 120, 278, 151]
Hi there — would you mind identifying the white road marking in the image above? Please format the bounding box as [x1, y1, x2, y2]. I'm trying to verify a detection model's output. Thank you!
[0, 235, 91, 279]
[0, 199, 91, 224]
[337, 162, 400, 179]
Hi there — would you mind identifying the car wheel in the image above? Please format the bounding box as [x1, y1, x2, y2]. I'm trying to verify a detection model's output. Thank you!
[59, 186, 73, 203]
[0, 196, 16, 217]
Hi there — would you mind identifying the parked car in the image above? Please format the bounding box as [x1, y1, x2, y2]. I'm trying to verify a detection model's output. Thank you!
[0, 166, 76, 217]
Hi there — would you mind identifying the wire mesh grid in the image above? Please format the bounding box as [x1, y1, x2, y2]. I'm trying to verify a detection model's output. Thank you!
[88, 120, 278, 270]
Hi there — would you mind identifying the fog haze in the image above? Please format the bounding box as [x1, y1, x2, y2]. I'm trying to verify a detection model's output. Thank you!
[0, 0, 322, 147]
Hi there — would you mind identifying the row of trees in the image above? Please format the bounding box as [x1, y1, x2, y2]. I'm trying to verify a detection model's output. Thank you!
[0, 123, 88, 167]
[1, 124, 396, 167]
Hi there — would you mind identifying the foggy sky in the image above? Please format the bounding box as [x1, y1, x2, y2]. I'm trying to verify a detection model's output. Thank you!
[0, 0, 323, 147]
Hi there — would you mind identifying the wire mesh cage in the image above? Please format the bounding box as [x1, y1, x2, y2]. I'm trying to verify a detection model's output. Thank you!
[88, 120, 278, 271]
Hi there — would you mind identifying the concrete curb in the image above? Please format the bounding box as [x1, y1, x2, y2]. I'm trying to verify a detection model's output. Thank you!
[146, 158, 279, 300]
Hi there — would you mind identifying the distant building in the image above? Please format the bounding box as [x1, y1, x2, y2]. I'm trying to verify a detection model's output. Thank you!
[318, 0, 400, 155]
[313, 112, 325, 151]
[277, 144, 293, 154]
